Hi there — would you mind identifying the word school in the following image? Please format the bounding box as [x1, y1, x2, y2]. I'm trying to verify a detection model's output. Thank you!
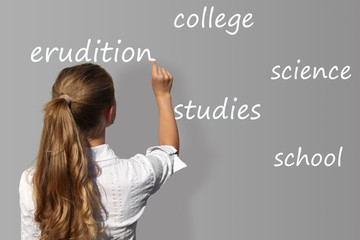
[30, 39, 156, 63]
[274, 146, 343, 167]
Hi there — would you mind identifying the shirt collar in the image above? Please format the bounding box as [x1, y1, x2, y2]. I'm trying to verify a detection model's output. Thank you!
[86, 143, 117, 162]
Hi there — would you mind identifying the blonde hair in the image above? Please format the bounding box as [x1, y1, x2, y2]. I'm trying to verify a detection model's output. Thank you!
[32, 63, 115, 239]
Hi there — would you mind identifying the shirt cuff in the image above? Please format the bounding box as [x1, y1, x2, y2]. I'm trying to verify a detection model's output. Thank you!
[146, 145, 187, 173]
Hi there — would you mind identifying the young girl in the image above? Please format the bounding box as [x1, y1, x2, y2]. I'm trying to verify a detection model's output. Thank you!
[19, 61, 186, 240]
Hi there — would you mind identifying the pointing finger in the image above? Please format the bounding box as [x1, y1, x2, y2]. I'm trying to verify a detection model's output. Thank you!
[151, 61, 158, 75]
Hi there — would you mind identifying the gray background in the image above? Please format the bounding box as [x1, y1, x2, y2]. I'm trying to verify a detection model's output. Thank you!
[1, 0, 359, 239]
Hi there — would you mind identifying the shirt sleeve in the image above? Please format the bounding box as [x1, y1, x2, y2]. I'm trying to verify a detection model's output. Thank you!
[134, 145, 187, 196]
[19, 169, 41, 240]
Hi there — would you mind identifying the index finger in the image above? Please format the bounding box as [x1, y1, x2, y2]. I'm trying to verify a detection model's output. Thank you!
[151, 61, 158, 75]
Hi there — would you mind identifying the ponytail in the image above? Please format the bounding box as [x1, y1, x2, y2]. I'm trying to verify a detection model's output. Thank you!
[32, 63, 113, 239]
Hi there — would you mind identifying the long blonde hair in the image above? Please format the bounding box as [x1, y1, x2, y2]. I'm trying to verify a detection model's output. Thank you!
[32, 63, 115, 239]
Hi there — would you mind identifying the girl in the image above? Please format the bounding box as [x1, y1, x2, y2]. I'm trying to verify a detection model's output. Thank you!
[19, 61, 186, 240]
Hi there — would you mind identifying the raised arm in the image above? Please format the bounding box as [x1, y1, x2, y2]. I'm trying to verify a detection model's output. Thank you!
[151, 61, 180, 153]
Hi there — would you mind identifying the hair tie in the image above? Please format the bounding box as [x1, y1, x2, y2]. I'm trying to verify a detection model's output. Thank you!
[59, 94, 71, 105]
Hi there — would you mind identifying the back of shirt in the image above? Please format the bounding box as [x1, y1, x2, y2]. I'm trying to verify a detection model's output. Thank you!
[19, 144, 186, 240]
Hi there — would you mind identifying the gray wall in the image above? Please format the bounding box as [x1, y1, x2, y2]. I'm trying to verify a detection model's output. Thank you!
[2, 0, 359, 239]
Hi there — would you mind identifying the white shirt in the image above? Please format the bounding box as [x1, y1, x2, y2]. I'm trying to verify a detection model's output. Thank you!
[19, 144, 187, 240]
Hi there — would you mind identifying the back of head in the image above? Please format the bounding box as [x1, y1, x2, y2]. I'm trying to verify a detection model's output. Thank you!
[32, 63, 115, 240]
[52, 63, 115, 138]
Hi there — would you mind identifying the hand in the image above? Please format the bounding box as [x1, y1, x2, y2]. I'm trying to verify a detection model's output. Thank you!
[151, 61, 173, 97]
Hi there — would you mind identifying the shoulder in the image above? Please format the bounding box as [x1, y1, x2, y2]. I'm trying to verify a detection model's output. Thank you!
[19, 167, 36, 213]
[19, 167, 35, 191]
